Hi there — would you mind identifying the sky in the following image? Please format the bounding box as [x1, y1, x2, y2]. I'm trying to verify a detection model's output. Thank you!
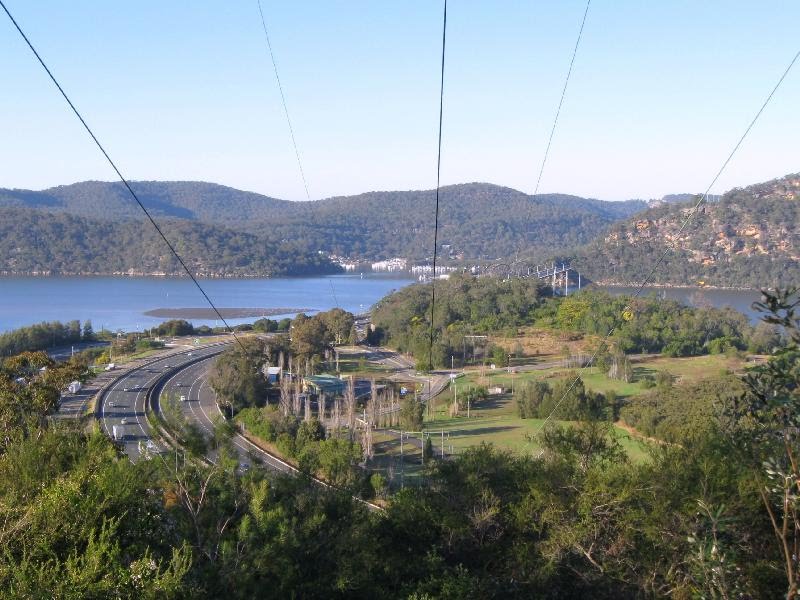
[0, 1, 798, 202]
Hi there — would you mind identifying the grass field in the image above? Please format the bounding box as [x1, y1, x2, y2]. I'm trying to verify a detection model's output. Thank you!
[454, 353, 748, 398]
[415, 353, 748, 463]
[424, 390, 650, 462]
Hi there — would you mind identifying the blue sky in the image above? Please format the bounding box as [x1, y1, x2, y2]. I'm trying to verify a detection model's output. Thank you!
[1, 1, 798, 201]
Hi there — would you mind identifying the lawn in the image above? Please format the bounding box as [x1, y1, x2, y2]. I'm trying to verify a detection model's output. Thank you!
[454, 353, 748, 398]
[424, 388, 650, 462]
[418, 353, 748, 463]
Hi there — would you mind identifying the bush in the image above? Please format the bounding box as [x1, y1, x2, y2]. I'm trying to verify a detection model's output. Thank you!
[135, 339, 165, 352]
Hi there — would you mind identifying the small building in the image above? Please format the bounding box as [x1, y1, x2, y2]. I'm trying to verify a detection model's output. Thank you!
[266, 366, 281, 384]
[303, 375, 347, 396]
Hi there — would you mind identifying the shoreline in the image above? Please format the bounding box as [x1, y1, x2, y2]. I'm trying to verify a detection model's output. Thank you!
[0, 270, 342, 279]
[593, 282, 761, 292]
[144, 307, 314, 319]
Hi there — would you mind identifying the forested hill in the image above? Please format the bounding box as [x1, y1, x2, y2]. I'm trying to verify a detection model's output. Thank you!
[269, 184, 646, 259]
[573, 173, 800, 289]
[0, 181, 299, 223]
[0, 207, 338, 277]
[0, 181, 646, 261]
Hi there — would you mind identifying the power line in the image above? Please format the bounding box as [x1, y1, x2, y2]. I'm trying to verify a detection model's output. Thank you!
[0, 0, 247, 353]
[533, 0, 591, 197]
[256, 0, 311, 200]
[539, 46, 800, 431]
[428, 0, 447, 371]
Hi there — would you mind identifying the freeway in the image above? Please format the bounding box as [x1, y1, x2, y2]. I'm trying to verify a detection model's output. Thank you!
[157, 355, 297, 474]
[97, 342, 231, 460]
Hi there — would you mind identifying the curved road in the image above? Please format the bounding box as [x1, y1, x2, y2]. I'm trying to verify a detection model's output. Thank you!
[158, 355, 297, 473]
[98, 343, 230, 460]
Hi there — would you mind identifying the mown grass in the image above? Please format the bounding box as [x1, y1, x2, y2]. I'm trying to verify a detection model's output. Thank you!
[417, 354, 747, 463]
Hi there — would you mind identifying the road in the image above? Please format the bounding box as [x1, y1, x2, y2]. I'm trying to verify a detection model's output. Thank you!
[157, 354, 297, 473]
[97, 343, 230, 460]
[155, 353, 383, 511]
[364, 346, 451, 405]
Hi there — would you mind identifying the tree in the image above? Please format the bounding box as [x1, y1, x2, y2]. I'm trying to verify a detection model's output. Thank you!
[516, 381, 550, 419]
[208, 341, 269, 415]
[400, 396, 423, 431]
[290, 314, 331, 360]
[730, 289, 800, 598]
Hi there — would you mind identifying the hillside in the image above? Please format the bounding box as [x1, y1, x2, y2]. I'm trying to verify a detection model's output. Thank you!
[0, 207, 337, 277]
[0, 181, 646, 261]
[574, 173, 800, 289]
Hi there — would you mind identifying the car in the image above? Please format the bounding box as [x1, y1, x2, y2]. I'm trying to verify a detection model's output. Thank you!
[180, 395, 187, 402]
[123, 387, 128, 392]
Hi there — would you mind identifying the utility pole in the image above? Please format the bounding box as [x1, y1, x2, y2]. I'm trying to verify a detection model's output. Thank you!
[400, 431, 404, 488]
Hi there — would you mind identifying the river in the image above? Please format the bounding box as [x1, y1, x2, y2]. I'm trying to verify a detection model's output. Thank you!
[0, 274, 414, 334]
[599, 286, 765, 323]
[0, 275, 768, 335]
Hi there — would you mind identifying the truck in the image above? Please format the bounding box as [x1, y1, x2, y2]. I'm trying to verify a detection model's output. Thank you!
[68, 381, 82, 394]
[112, 424, 125, 441]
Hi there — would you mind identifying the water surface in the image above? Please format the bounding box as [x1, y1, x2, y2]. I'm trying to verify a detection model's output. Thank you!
[0, 274, 413, 333]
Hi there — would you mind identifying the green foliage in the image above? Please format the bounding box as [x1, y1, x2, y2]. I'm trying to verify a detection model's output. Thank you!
[0, 205, 338, 277]
[534, 377, 609, 421]
[253, 318, 278, 333]
[620, 374, 745, 443]
[0, 319, 86, 358]
[575, 173, 800, 288]
[372, 273, 549, 368]
[516, 380, 550, 418]
[400, 395, 424, 430]
[209, 340, 270, 415]
[373, 278, 756, 369]
[136, 339, 165, 352]
[154, 319, 195, 337]
[0, 180, 647, 263]
[1, 291, 798, 597]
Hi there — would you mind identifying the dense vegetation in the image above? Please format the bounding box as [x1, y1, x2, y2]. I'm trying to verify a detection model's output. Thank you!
[575, 173, 800, 288]
[0, 207, 338, 277]
[209, 308, 355, 415]
[0, 319, 93, 359]
[369, 274, 775, 368]
[0, 181, 646, 262]
[1, 291, 799, 596]
[369, 274, 551, 368]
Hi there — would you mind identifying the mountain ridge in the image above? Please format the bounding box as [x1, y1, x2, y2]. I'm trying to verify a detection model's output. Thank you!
[574, 173, 800, 289]
[0, 181, 648, 261]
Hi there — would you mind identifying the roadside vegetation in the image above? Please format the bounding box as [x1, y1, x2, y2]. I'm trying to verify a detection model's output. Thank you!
[0, 289, 798, 596]
[369, 273, 780, 370]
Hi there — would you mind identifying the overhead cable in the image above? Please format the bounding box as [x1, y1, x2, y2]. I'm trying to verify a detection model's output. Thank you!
[533, 0, 592, 197]
[256, 0, 311, 200]
[539, 46, 800, 431]
[0, 0, 247, 353]
[428, 0, 448, 371]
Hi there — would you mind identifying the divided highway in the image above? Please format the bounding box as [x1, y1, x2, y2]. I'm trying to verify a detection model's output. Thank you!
[97, 343, 230, 460]
[158, 354, 297, 473]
